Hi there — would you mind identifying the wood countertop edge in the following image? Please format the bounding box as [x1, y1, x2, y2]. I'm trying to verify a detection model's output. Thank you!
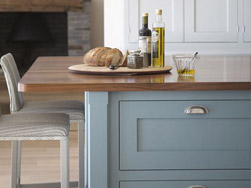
[18, 82, 251, 93]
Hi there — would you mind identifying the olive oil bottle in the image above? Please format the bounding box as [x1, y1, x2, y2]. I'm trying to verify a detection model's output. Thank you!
[139, 13, 152, 66]
[152, 9, 165, 67]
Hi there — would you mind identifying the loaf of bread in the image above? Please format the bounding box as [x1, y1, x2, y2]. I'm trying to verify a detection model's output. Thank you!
[84, 47, 126, 67]
[120, 50, 129, 67]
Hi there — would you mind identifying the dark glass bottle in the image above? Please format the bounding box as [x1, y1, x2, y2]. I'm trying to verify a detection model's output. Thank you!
[139, 13, 152, 66]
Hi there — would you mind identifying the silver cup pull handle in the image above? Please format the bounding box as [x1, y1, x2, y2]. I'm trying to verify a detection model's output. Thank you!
[184, 105, 209, 114]
[188, 185, 207, 188]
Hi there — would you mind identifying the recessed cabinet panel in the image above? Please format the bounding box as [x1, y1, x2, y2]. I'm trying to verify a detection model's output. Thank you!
[244, 0, 251, 42]
[120, 100, 251, 170]
[128, 0, 183, 43]
[185, 0, 238, 42]
[137, 119, 249, 152]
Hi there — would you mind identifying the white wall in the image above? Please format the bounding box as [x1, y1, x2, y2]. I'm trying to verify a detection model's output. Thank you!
[104, 0, 125, 50]
[91, 0, 104, 47]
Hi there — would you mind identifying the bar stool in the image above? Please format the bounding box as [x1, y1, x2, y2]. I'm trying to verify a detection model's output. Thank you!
[0, 53, 85, 188]
[0, 106, 70, 188]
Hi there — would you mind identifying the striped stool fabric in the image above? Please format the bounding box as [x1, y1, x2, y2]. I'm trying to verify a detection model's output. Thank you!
[0, 110, 70, 188]
[1, 53, 85, 188]
[18, 100, 84, 121]
[0, 113, 70, 141]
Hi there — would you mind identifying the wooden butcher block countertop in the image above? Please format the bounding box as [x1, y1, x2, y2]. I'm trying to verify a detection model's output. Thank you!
[18, 55, 251, 92]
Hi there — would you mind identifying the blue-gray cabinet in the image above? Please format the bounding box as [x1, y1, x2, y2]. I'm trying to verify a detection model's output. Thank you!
[86, 91, 251, 188]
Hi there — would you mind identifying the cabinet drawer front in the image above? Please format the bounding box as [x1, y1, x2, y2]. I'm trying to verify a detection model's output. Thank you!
[120, 181, 250, 188]
[120, 101, 251, 170]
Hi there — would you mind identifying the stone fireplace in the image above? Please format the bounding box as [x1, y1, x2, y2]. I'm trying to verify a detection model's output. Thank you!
[0, 0, 90, 75]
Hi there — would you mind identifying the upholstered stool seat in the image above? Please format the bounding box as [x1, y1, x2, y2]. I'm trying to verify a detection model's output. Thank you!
[0, 108, 70, 188]
[0, 113, 69, 141]
[18, 100, 85, 121]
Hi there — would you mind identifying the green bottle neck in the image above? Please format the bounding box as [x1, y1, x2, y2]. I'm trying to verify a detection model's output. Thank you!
[142, 16, 148, 28]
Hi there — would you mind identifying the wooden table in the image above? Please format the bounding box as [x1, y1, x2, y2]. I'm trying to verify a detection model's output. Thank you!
[18, 56, 251, 92]
[18, 56, 251, 188]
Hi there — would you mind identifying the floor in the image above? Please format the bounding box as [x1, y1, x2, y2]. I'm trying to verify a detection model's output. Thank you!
[0, 132, 79, 188]
[0, 70, 84, 188]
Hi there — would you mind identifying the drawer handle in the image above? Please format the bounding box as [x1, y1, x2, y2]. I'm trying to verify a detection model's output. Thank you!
[184, 105, 209, 114]
[188, 186, 207, 188]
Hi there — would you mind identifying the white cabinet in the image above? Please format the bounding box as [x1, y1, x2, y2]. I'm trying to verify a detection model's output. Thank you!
[185, 0, 238, 42]
[244, 0, 251, 42]
[127, 0, 183, 43]
[105, 0, 251, 54]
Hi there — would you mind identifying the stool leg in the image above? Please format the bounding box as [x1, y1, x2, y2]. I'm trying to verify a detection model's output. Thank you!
[60, 138, 69, 188]
[11, 141, 18, 188]
[78, 121, 85, 188]
[17, 141, 22, 186]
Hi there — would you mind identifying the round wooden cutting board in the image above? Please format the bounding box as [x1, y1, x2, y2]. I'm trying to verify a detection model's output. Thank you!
[68, 64, 173, 75]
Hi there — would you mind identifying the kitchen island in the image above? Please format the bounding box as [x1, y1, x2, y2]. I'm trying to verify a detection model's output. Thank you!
[19, 56, 251, 188]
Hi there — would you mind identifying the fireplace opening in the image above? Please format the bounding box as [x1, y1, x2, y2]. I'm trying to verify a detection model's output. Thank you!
[8, 13, 53, 43]
[0, 12, 68, 76]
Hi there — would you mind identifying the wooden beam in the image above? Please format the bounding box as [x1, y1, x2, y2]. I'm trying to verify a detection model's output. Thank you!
[0, 0, 83, 12]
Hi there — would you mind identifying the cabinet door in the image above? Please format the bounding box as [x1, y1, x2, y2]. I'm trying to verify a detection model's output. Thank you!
[128, 0, 183, 43]
[244, 0, 251, 42]
[120, 100, 251, 170]
[185, 0, 238, 42]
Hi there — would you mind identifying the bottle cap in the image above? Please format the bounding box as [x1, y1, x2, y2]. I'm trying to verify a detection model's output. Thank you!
[156, 9, 162, 15]
[142, 13, 148, 17]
